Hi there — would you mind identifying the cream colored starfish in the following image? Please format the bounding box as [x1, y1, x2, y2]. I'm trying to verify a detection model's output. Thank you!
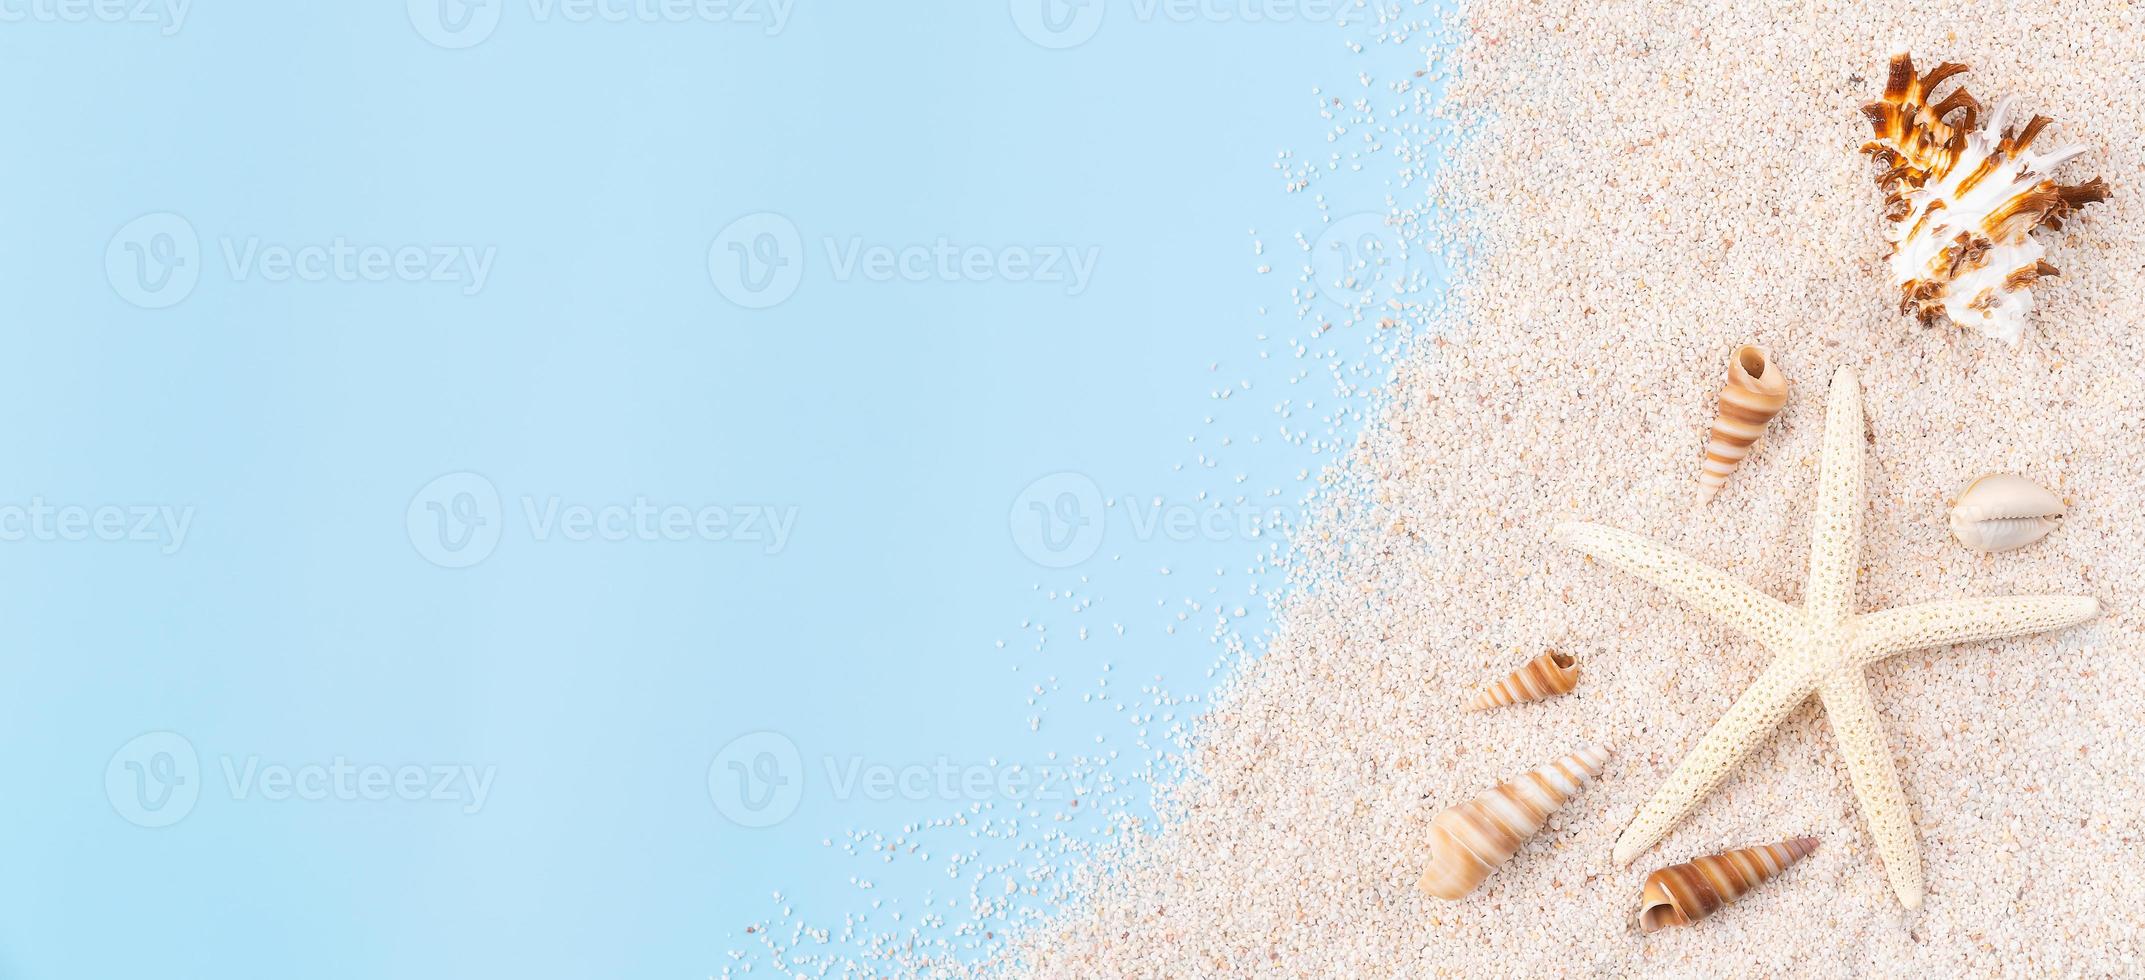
[1555, 367, 2097, 908]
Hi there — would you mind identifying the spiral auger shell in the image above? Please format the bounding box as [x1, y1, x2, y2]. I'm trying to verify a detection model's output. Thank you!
[1636, 837, 1819, 933]
[1415, 746, 1611, 901]
[1697, 345, 1789, 505]
[1464, 651, 1580, 711]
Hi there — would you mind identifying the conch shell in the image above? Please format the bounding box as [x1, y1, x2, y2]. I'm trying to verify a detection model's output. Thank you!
[1697, 345, 1789, 504]
[1862, 53, 2109, 344]
[1416, 745, 1610, 901]
[1464, 651, 1580, 711]
[1950, 472, 2065, 552]
[1636, 837, 1819, 933]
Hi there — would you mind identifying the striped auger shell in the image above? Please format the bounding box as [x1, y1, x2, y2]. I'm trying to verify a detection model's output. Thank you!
[1697, 345, 1789, 504]
[1416, 746, 1611, 901]
[1636, 837, 1819, 933]
[1464, 651, 1580, 711]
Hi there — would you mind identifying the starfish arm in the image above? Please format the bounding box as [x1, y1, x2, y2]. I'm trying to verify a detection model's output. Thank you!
[1816, 673, 1923, 909]
[1852, 596, 2101, 666]
[1805, 368, 1864, 625]
[1554, 522, 1803, 654]
[1611, 657, 1816, 865]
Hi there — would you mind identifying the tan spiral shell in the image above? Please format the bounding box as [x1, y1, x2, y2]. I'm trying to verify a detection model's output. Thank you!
[1949, 472, 2066, 553]
[1697, 345, 1789, 505]
[1416, 745, 1611, 901]
[1464, 651, 1580, 711]
[1636, 837, 1819, 933]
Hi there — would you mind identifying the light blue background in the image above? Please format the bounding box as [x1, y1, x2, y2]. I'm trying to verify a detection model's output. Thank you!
[0, 2, 1423, 975]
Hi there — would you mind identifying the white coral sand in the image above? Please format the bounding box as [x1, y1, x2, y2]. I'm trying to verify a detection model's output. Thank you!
[1000, 2, 2144, 976]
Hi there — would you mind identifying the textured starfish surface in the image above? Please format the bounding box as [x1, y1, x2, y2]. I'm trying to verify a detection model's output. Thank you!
[1555, 367, 2098, 908]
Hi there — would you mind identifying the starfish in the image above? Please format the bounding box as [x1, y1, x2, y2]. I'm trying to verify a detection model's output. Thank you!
[1554, 367, 2098, 908]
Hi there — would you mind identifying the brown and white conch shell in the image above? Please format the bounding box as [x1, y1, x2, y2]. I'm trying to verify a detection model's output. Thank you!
[1416, 745, 1610, 901]
[1464, 651, 1580, 711]
[1862, 53, 2109, 344]
[1697, 345, 1789, 505]
[1950, 472, 2066, 552]
[1636, 837, 1819, 933]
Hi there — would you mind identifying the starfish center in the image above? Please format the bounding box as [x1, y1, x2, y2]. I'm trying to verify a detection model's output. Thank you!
[1810, 622, 1852, 660]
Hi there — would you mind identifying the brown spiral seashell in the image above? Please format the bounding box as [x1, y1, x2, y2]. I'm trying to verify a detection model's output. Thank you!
[1697, 345, 1789, 505]
[1416, 745, 1610, 901]
[1464, 651, 1580, 711]
[1636, 837, 1819, 933]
